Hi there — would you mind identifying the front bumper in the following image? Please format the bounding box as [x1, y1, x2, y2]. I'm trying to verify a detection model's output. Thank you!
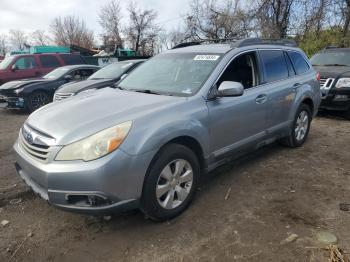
[320, 88, 350, 111]
[13, 139, 156, 215]
[0, 95, 25, 109]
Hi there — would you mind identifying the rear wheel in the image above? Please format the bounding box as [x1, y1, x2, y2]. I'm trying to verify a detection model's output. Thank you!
[26, 91, 50, 112]
[141, 144, 200, 221]
[282, 104, 312, 148]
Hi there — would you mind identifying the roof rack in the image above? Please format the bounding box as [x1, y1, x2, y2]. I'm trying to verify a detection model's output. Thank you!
[172, 37, 298, 49]
[172, 38, 241, 49]
[235, 38, 297, 47]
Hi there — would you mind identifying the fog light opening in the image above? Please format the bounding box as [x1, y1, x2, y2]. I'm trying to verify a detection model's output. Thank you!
[66, 194, 112, 207]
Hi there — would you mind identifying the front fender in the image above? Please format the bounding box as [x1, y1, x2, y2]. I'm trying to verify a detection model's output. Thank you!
[120, 98, 210, 157]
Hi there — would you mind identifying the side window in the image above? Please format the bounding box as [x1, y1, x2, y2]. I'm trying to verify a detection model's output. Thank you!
[14, 57, 38, 69]
[60, 54, 84, 65]
[69, 69, 93, 80]
[260, 50, 288, 82]
[39, 55, 60, 68]
[287, 51, 310, 75]
[284, 52, 296, 77]
[217, 52, 260, 89]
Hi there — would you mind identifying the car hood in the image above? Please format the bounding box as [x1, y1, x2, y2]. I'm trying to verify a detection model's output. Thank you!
[26, 88, 184, 145]
[0, 78, 50, 90]
[313, 65, 350, 78]
[57, 79, 113, 94]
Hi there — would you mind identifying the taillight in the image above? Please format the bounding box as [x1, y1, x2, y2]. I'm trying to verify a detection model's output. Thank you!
[316, 72, 321, 81]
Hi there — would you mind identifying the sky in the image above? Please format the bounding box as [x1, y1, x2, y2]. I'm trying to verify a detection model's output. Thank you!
[0, 0, 190, 43]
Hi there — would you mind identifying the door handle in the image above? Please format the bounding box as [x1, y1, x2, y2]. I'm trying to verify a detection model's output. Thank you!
[255, 94, 267, 104]
[293, 83, 301, 91]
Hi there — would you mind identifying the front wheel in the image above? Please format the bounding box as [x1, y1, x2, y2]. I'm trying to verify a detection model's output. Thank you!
[26, 91, 50, 112]
[281, 104, 312, 148]
[141, 144, 200, 221]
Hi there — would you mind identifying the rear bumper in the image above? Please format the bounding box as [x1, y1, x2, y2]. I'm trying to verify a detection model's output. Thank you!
[13, 139, 156, 215]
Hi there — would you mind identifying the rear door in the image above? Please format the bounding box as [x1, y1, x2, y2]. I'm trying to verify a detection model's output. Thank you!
[258, 49, 296, 134]
[38, 55, 62, 75]
[8, 56, 40, 81]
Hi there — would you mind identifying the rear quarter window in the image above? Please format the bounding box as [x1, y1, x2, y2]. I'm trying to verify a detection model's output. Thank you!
[287, 51, 310, 75]
[260, 50, 289, 82]
[59, 54, 85, 65]
[39, 55, 61, 68]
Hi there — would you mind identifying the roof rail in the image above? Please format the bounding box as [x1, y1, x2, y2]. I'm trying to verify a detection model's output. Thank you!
[235, 38, 298, 47]
[172, 38, 240, 49]
[171, 37, 298, 50]
[324, 46, 338, 49]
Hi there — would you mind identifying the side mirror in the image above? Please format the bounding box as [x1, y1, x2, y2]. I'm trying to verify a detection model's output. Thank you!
[217, 81, 244, 97]
[120, 73, 128, 80]
[11, 64, 18, 71]
[64, 75, 73, 81]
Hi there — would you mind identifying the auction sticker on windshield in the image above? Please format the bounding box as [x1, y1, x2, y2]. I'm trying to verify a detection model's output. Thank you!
[194, 55, 220, 61]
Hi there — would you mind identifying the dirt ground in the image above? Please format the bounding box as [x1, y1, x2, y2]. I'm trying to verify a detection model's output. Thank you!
[0, 107, 349, 262]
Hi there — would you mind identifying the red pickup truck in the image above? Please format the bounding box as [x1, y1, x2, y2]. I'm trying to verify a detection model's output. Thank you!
[0, 53, 86, 85]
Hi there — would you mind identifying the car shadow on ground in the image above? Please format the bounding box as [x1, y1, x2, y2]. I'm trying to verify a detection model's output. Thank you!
[317, 110, 349, 121]
[89, 141, 285, 229]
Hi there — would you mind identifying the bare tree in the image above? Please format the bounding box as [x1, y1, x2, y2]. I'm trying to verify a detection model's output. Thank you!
[30, 30, 51, 46]
[125, 2, 159, 55]
[0, 34, 7, 56]
[253, 0, 295, 38]
[184, 0, 253, 41]
[9, 29, 28, 50]
[50, 16, 95, 49]
[99, 0, 123, 50]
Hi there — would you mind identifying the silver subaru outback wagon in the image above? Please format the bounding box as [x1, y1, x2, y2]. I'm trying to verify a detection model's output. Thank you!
[14, 38, 321, 221]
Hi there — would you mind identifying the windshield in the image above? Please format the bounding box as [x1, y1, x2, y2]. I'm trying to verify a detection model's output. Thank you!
[310, 51, 350, 66]
[0, 56, 15, 70]
[88, 62, 133, 80]
[118, 53, 222, 96]
[43, 67, 70, 79]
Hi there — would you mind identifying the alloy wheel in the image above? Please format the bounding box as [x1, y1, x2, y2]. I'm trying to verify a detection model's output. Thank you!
[295, 110, 309, 141]
[156, 159, 193, 210]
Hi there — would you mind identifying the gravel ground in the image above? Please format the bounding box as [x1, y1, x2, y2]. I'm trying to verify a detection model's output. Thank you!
[0, 108, 349, 262]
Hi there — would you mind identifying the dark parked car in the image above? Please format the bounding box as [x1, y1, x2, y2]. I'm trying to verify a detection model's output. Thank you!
[310, 47, 350, 119]
[53, 60, 145, 101]
[0, 65, 99, 112]
[0, 53, 86, 85]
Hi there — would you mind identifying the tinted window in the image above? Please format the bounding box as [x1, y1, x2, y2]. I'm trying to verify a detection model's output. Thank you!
[39, 55, 60, 68]
[14, 57, 38, 69]
[60, 54, 84, 65]
[288, 51, 309, 74]
[310, 51, 350, 67]
[70, 69, 96, 80]
[284, 52, 296, 76]
[260, 50, 288, 82]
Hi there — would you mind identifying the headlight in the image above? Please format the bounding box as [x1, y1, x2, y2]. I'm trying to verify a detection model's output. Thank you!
[15, 88, 24, 94]
[55, 121, 132, 161]
[335, 78, 350, 88]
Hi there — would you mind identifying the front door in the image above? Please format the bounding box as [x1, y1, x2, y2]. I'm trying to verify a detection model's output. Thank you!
[207, 51, 269, 159]
[9, 56, 40, 81]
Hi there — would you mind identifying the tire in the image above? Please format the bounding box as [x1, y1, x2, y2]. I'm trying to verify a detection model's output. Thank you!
[281, 104, 312, 148]
[140, 143, 200, 221]
[26, 91, 50, 112]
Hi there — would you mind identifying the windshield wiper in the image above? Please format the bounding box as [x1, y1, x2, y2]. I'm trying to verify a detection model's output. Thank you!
[130, 89, 162, 95]
[322, 64, 348, 66]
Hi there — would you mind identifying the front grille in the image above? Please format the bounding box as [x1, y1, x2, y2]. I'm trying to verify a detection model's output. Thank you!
[320, 78, 335, 89]
[19, 127, 51, 162]
[54, 93, 74, 102]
